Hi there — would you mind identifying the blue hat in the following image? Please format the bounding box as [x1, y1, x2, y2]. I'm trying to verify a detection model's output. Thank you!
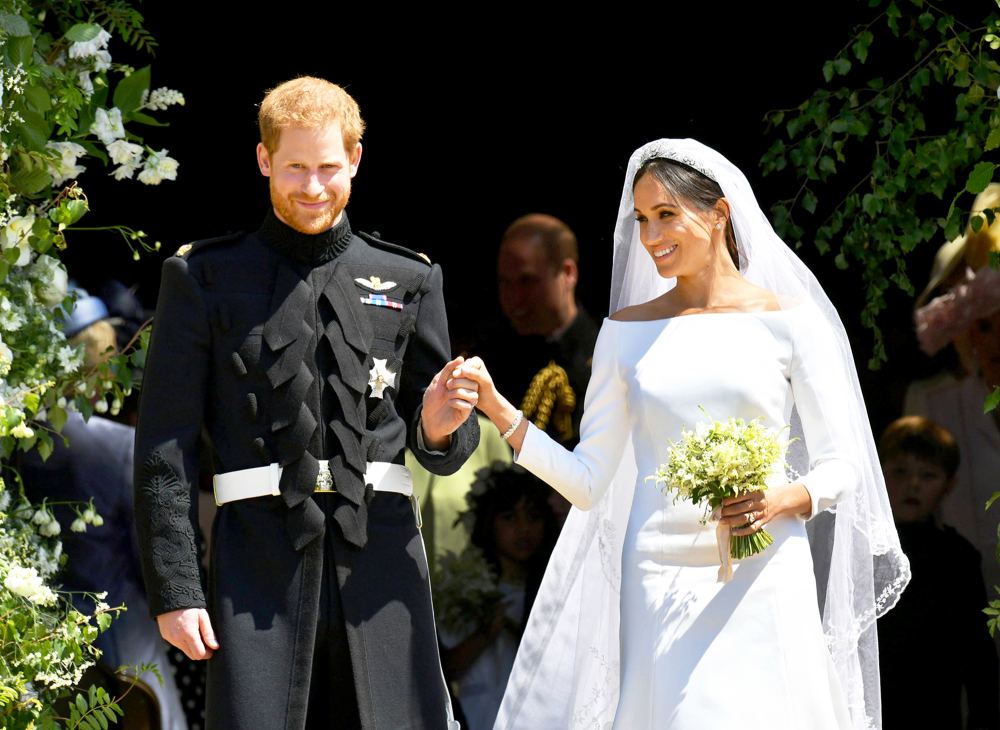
[62, 291, 109, 338]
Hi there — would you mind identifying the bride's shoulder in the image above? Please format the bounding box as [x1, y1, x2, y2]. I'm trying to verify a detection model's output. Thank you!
[609, 302, 659, 322]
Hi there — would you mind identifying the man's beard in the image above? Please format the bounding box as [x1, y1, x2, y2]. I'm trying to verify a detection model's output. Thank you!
[270, 180, 350, 235]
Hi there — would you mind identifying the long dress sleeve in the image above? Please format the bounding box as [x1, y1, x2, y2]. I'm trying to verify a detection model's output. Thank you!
[514, 321, 629, 510]
[133, 255, 211, 616]
[789, 305, 861, 519]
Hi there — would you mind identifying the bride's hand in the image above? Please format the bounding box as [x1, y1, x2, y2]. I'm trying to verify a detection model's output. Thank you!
[450, 356, 503, 418]
[720, 490, 771, 536]
[452, 356, 529, 450]
[721, 484, 812, 536]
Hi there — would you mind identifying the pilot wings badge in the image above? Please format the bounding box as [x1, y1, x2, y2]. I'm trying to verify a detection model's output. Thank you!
[355, 276, 397, 292]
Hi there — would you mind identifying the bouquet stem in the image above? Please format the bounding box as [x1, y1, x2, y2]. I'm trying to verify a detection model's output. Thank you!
[730, 528, 774, 560]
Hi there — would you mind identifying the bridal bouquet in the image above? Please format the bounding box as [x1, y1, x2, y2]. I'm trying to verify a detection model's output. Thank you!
[648, 411, 789, 567]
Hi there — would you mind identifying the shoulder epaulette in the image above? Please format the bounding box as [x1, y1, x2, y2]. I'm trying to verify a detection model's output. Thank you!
[173, 231, 244, 259]
[357, 230, 432, 265]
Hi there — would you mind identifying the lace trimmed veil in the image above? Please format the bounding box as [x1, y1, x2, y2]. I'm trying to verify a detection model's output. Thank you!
[493, 138, 910, 730]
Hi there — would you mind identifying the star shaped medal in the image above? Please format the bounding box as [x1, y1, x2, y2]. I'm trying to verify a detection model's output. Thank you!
[368, 358, 397, 399]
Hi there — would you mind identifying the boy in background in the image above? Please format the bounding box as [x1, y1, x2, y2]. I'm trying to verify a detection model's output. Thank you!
[877, 415, 999, 730]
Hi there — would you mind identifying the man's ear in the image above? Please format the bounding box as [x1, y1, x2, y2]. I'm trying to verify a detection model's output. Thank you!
[349, 142, 362, 178]
[561, 258, 578, 288]
[256, 143, 271, 177]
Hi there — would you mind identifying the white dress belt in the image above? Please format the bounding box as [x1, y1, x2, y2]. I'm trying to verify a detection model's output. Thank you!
[213, 461, 413, 506]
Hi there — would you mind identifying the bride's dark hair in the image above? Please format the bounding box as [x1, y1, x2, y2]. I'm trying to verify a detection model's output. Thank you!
[633, 157, 740, 268]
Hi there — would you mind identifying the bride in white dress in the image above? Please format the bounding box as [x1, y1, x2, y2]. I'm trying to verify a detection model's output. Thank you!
[456, 140, 910, 730]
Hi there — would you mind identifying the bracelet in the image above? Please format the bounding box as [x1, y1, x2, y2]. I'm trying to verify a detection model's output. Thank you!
[500, 410, 524, 441]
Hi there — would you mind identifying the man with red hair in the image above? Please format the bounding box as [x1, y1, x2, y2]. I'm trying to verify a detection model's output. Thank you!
[135, 76, 479, 729]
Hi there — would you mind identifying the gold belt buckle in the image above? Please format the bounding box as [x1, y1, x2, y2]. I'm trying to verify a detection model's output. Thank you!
[315, 464, 336, 493]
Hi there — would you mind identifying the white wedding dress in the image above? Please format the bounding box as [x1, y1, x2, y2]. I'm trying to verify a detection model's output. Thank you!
[503, 304, 856, 729]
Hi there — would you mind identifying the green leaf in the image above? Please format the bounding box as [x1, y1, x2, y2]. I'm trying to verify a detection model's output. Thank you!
[36, 433, 53, 461]
[862, 193, 881, 216]
[96, 612, 112, 632]
[127, 111, 168, 127]
[95, 709, 109, 730]
[76, 693, 89, 713]
[917, 11, 934, 30]
[986, 126, 1000, 152]
[0, 12, 30, 36]
[48, 406, 67, 433]
[966, 162, 997, 194]
[16, 108, 51, 152]
[9, 161, 51, 196]
[985, 387, 1000, 414]
[823, 61, 835, 83]
[113, 66, 151, 114]
[4, 35, 32, 65]
[23, 392, 39, 412]
[65, 23, 103, 43]
[819, 156, 836, 175]
[65, 200, 89, 226]
[101, 706, 117, 723]
[802, 191, 818, 214]
[852, 30, 874, 63]
[24, 85, 51, 114]
[834, 58, 852, 76]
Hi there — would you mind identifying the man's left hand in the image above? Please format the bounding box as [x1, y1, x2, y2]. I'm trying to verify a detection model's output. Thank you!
[421, 355, 479, 450]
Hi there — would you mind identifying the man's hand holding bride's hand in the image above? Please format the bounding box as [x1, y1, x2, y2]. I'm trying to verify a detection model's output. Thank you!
[449, 356, 501, 417]
[451, 356, 529, 451]
[421, 355, 480, 450]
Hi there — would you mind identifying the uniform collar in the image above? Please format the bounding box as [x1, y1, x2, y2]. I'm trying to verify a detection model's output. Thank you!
[259, 209, 354, 266]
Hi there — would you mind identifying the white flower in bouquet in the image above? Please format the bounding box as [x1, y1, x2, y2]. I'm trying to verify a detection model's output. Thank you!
[138, 148, 179, 185]
[1, 213, 35, 267]
[30, 255, 68, 306]
[432, 545, 504, 637]
[70, 518, 86, 533]
[92, 107, 125, 146]
[4, 565, 57, 605]
[46, 142, 87, 186]
[648, 410, 789, 566]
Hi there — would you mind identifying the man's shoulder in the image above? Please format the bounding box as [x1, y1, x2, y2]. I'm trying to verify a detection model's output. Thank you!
[173, 230, 248, 261]
[355, 230, 433, 269]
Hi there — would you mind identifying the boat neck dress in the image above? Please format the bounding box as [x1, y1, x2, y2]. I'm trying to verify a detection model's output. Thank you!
[508, 304, 856, 729]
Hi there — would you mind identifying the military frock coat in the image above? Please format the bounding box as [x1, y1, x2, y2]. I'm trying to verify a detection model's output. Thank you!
[134, 211, 479, 729]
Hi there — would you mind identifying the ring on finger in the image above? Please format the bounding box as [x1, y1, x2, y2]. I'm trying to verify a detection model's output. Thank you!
[745, 512, 755, 527]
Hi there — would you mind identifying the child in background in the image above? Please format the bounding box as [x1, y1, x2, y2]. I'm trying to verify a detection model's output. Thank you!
[435, 462, 558, 730]
[877, 416, 999, 730]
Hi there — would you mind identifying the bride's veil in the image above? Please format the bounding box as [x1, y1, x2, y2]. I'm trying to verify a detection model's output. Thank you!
[493, 139, 909, 730]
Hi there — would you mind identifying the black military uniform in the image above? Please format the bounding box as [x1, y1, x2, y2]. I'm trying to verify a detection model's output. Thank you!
[134, 211, 479, 729]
